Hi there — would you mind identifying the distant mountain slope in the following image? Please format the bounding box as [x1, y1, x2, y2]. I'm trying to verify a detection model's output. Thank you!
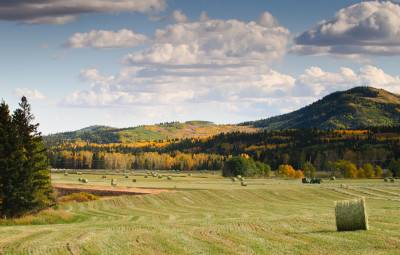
[45, 121, 258, 144]
[243, 87, 400, 130]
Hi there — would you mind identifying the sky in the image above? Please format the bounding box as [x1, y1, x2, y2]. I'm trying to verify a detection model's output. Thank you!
[1, 0, 400, 134]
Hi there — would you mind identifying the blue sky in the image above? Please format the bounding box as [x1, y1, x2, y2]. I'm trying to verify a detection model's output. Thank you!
[1, 0, 400, 134]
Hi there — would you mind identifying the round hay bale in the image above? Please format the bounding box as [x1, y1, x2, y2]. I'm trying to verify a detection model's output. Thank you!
[330, 176, 336, 181]
[335, 198, 368, 231]
[241, 181, 247, 187]
[167, 176, 172, 180]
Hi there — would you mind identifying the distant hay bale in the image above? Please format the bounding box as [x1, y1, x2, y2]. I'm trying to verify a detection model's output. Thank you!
[132, 179, 137, 182]
[83, 179, 88, 183]
[77, 172, 82, 175]
[158, 175, 163, 179]
[167, 176, 172, 180]
[64, 172, 69, 176]
[111, 179, 117, 187]
[330, 176, 336, 181]
[188, 173, 192, 176]
[335, 198, 369, 232]
[241, 181, 247, 187]
[125, 175, 129, 179]
[231, 177, 237, 182]
[102, 175, 107, 179]
[144, 175, 148, 178]
[390, 178, 395, 183]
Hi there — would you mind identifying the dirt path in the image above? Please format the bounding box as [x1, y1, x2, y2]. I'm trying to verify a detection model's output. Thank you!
[53, 183, 171, 196]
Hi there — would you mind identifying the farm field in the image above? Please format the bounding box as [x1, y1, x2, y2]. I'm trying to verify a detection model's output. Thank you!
[0, 172, 399, 255]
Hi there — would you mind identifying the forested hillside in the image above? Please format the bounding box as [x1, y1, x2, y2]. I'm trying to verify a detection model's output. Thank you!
[243, 87, 400, 129]
[45, 121, 258, 145]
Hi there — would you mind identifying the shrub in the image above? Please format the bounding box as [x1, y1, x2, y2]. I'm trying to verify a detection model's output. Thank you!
[58, 192, 98, 203]
[223, 156, 270, 177]
[335, 198, 369, 231]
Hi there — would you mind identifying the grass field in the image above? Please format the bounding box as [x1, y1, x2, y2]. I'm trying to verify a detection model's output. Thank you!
[0, 172, 399, 254]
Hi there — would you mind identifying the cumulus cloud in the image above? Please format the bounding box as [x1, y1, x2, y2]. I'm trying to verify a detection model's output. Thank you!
[14, 88, 46, 100]
[66, 29, 148, 49]
[294, 1, 400, 56]
[171, 10, 188, 23]
[62, 65, 296, 108]
[294, 65, 400, 97]
[0, 0, 166, 24]
[124, 14, 290, 66]
[62, 65, 400, 116]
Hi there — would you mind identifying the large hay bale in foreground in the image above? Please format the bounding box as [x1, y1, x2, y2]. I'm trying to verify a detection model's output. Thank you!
[335, 198, 368, 231]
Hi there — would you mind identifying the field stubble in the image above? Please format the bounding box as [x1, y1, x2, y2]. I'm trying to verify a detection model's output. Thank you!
[0, 172, 399, 254]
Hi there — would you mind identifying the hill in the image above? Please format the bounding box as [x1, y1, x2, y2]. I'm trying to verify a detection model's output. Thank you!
[44, 121, 258, 144]
[243, 87, 400, 129]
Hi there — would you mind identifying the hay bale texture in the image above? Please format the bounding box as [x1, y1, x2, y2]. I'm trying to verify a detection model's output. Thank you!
[335, 198, 369, 231]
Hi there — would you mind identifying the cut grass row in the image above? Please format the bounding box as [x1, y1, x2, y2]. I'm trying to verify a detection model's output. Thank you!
[0, 177, 399, 254]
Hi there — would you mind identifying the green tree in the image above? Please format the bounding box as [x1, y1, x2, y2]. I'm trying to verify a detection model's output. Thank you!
[361, 163, 375, 178]
[388, 159, 400, 177]
[375, 165, 383, 177]
[303, 162, 316, 178]
[223, 156, 260, 177]
[0, 101, 17, 215]
[1, 97, 53, 217]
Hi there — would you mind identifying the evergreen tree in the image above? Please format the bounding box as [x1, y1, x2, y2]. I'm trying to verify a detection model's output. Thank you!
[1, 97, 53, 217]
[0, 101, 15, 215]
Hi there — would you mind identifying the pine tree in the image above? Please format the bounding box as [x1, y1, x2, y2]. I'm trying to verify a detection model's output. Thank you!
[1, 97, 54, 217]
[0, 100, 24, 216]
[0, 101, 13, 215]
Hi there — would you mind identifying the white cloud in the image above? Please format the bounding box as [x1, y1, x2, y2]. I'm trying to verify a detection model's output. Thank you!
[172, 10, 188, 23]
[67, 29, 148, 49]
[294, 1, 400, 56]
[294, 65, 400, 97]
[124, 15, 290, 66]
[0, 0, 166, 24]
[259, 11, 278, 27]
[14, 88, 46, 100]
[62, 65, 400, 116]
[199, 11, 209, 22]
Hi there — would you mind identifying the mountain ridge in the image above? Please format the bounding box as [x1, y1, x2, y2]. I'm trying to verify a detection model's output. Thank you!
[243, 86, 400, 130]
[45, 87, 400, 144]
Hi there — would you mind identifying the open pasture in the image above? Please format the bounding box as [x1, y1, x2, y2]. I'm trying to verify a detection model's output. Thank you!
[0, 172, 399, 254]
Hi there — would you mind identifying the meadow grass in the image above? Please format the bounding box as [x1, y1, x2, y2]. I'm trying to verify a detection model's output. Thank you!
[0, 173, 399, 254]
[335, 198, 368, 231]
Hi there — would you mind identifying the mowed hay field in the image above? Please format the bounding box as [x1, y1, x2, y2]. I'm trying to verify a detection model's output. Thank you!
[0, 172, 399, 255]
